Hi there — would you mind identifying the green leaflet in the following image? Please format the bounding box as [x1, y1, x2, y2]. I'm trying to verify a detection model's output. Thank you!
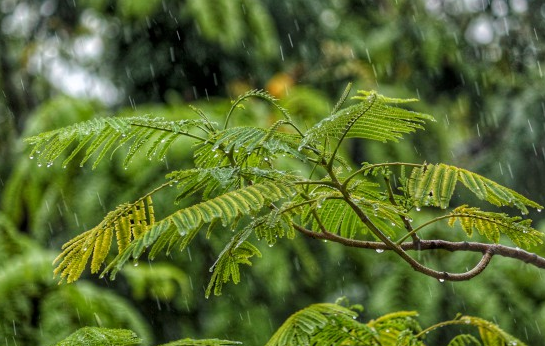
[408, 163, 543, 213]
[25, 116, 206, 169]
[448, 205, 543, 249]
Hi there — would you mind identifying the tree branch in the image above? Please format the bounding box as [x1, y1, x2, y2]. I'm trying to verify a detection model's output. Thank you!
[294, 224, 545, 281]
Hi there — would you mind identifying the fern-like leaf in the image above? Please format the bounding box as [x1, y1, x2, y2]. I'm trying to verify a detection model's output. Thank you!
[224, 89, 293, 128]
[408, 163, 458, 209]
[367, 311, 422, 346]
[53, 327, 241, 346]
[301, 91, 434, 147]
[206, 228, 260, 297]
[265, 303, 358, 346]
[157, 339, 242, 346]
[53, 196, 156, 283]
[195, 126, 306, 170]
[408, 164, 542, 213]
[100, 181, 295, 280]
[253, 209, 296, 246]
[447, 334, 482, 346]
[448, 205, 543, 248]
[25, 116, 207, 169]
[53, 327, 142, 346]
[458, 316, 527, 346]
[457, 168, 540, 214]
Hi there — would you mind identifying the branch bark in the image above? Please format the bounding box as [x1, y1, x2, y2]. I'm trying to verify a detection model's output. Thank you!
[294, 224, 545, 281]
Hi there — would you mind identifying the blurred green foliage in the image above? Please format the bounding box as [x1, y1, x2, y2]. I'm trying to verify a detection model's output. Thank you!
[1, 0, 545, 345]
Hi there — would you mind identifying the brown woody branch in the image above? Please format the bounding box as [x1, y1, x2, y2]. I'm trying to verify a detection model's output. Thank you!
[294, 224, 545, 281]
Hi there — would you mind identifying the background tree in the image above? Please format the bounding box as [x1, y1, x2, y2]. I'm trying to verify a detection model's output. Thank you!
[1, 0, 545, 345]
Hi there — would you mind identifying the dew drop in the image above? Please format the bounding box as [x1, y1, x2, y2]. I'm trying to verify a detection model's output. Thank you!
[438, 278, 445, 283]
[376, 249, 384, 253]
[37, 163, 42, 167]
[29, 156, 34, 159]
[538, 209, 542, 213]
[134, 261, 139, 267]
[416, 207, 421, 211]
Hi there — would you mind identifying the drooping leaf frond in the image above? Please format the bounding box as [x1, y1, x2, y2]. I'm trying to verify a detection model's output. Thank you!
[53, 327, 142, 346]
[448, 205, 543, 248]
[456, 168, 541, 214]
[100, 180, 295, 280]
[408, 163, 543, 213]
[265, 303, 358, 346]
[301, 90, 434, 147]
[53, 196, 156, 283]
[253, 208, 297, 246]
[206, 228, 261, 297]
[25, 116, 208, 169]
